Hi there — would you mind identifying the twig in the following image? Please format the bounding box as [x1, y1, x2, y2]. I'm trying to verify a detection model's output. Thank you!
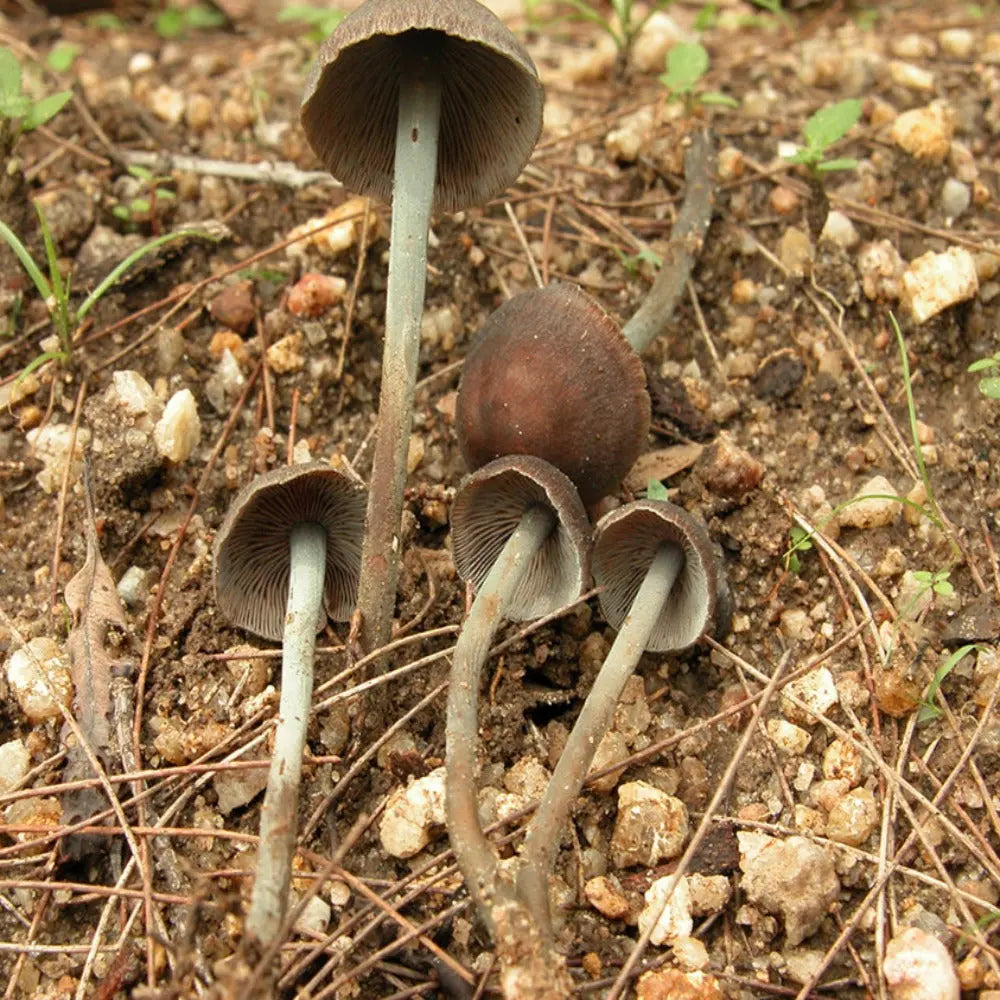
[119, 149, 341, 189]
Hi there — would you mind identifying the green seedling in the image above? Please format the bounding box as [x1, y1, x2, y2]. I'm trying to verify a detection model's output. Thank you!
[617, 245, 663, 277]
[277, 4, 345, 42]
[0, 203, 216, 372]
[783, 524, 813, 574]
[559, 0, 677, 59]
[969, 353, 1000, 399]
[46, 43, 80, 74]
[112, 164, 176, 233]
[647, 477, 670, 500]
[88, 12, 124, 29]
[784, 98, 862, 175]
[911, 569, 954, 599]
[694, 4, 718, 30]
[0, 47, 72, 135]
[154, 3, 226, 39]
[918, 643, 981, 723]
[660, 41, 737, 112]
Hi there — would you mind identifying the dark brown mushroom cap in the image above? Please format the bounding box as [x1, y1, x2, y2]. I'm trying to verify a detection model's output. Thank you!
[451, 454, 590, 622]
[213, 463, 366, 642]
[300, 0, 543, 214]
[455, 283, 651, 505]
[592, 500, 720, 653]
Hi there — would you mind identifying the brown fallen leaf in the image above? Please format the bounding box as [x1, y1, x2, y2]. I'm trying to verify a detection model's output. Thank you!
[624, 444, 704, 494]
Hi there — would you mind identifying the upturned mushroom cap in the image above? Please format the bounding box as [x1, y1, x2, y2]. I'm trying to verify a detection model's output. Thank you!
[300, 0, 543, 214]
[213, 463, 366, 642]
[451, 454, 590, 622]
[456, 283, 651, 505]
[592, 500, 721, 653]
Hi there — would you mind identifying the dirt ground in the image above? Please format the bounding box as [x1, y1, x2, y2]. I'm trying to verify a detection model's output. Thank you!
[1, 0, 1000, 997]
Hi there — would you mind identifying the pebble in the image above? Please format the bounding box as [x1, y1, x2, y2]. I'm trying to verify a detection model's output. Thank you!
[888, 60, 935, 92]
[379, 767, 447, 859]
[149, 84, 186, 125]
[738, 832, 840, 945]
[890, 34, 936, 60]
[266, 332, 306, 374]
[107, 370, 162, 430]
[857, 240, 906, 301]
[127, 51, 155, 75]
[753, 349, 805, 400]
[938, 28, 974, 59]
[973, 646, 1000, 707]
[716, 147, 744, 181]
[778, 227, 812, 277]
[26, 425, 92, 494]
[941, 177, 971, 220]
[638, 874, 693, 944]
[837, 475, 902, 529]
[421, 305, 460, 352]
[767, 718, 811, 755]
[209, 281, 255, 334]
[589, 729, 629, 793]
[154, 388, 201, 463]
[687, 873, 732, 915]
[605, 109, 653, 163]
[6, 638, 73, 723]
[287, 274, 347, 318]
[285, 198, 381, 259]
[695, 433, 763, 498]
[890, 103, 955, 163]
[220, 97, 253, 133]
[781, 666, 839, 724]
[822, 738, 863, 786]
[820, 210, 859, 249]
[770, 187, 800, 217]
[117, 565, 150, 609]
[294, 895, 331, 937]
[902, 247, 978, 324]
[0, 740, 30, 795]
[209, 331, 248, 364]
[884, 927, 960, 1000]
[631, 12, 687, 73]
[206, 349, 246, 413]
[213, 763, 269, 815]
[636, 969, 723, 1000]
[610, 781, 689, 868]
[153, 719, 230, 764]
[825, 786, 877, 846]
[672, 935, 710, 971]
[185, 93, 214, 132]
[584, 874, 629, 920]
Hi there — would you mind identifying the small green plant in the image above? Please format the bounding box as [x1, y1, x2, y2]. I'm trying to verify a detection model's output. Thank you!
[784, 98, 863, 175]
[559, 0, 676, 58]
[154, 3, 226, 39]
[0, 47, 72, 135]
[911, 569, 954, 599]
[783, 525, 813, 574]
[918, 643, 981, 723]
[277, 3, 345, 41]
[88, 12, 124, 29]
[647, 477, 670, 500]
[617, 245, 662, 276]
[46, 43, 80, 74]
[969, 353, 1000, 399]
[694, 4, 718, 30]
[660, 41, 737, 112]
[112, 164, 176, 233]
[0, 203, 215, 372]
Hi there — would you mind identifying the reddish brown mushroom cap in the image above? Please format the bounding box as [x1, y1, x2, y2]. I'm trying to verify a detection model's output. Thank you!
[592, 500, 720, 653]
[451, 454, 591, 622]
[213, 463, 366, 642]
[455, 283, 651, 505]
[300, 0, 543, 214]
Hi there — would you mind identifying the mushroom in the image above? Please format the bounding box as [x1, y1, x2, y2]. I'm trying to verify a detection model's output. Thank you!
[213, 462, 366, 945]
[516, 498, 728, 930]
[455, 282, 651, 506]
[446, 454, 588, 995]
[300, 0, 544, 652]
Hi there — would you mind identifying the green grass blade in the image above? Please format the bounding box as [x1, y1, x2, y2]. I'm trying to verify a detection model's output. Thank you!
[0, 218, 52, 301]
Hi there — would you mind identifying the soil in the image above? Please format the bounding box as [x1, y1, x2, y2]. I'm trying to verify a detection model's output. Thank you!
[1, 1, 1000, 998]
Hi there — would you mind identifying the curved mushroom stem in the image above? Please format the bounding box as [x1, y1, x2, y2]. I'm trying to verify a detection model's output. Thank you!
[356, 51, 443, 654]
[246, 520, 327, 945]
[446, 504, 556, 925]
[517, 542, 684, 933]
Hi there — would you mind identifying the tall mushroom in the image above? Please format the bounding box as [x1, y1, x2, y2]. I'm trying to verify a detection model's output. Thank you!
[455, 282, 650, 507]
[446, 454, 589, 996]
[300, 0, 544, 652]
[516, 499, 727, 929]
[213, 462, 366, 945]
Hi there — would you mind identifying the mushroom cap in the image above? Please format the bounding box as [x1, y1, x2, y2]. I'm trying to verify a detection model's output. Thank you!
[455, 283, 651, 505]
[451, 454, 590, 622]
[592, 500, 721, 653]
[213, 463, 366, 642]
[300, 0, 543, 214]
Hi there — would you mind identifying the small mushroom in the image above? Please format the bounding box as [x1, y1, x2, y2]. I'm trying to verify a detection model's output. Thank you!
[301, 0, 544, 652]
[446, 454, 587, 994]
[212, 462, 366, 945]
[455, 282, 651, 506]
[516, 499, 728, 930]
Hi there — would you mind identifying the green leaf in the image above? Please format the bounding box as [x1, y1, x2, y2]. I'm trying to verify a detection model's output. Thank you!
[979, 376, 1000, 399]
[22, 90, 72, 131]
[701, 91, 739, 107]
[88, 12, 124, 29]
[802, 99, 862, 153]
[968, 356, 1000, 373]
[784, 146, 820, 166]
[0, 218, 52, 302]
[694, 4, 718, 30]
[816, 156, 859, 173]
[184, 3, 227, 28]
[0, 93, 31, 119]
[128, 164, 154, 181]
[646, 478, 670, 501]
[662, 41, 709, 94]
[155, 8, 185, 38]
[0, 47, 23, 102]
[131, 197, 151, 214]
[46, 43, 80, 73]
[918, 644, 980, 723]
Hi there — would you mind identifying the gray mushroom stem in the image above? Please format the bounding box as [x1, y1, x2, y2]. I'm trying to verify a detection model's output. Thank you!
[446, 504, 555, 920]
[246, 520, 328, 945]
[356, 54, 443, 654]
[517, 542, 683, 931]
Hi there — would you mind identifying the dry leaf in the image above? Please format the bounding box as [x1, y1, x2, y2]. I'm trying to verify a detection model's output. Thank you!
[624, 444, 704, 493]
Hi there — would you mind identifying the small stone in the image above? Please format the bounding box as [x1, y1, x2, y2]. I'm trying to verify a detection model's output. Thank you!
[902, 247, 978, 324]
[0, 740, 30, 795]
[770, 186, 800, 217]
[185, 93, 213, 131]
[584, 875, 629, 920]
[794, 805, 826, 835]
[286, 273, 347, 318]
[26, 424, 92, 494]
[285, 198, 381, 259]
[631, 12, 687, 73]
[823, 738, 863, 786]
[778, 227, 812, 277]
[695, 433, 763, 498]
[884, 927, 959, 1000]
[153, 719, 231, 764]
[149, 84, 185, 124]
[636, 968, 723, 1000]
[890, 34, 935, 60]
[421, 305, 460, 351]
[820, 210, 859, 249]
[716, 147, 744, 181]
[638, 874, 693, 944]
[294, 895, 331, 937]
[503, 756, 550, 800]
[938, 28, 974, 59]
[781, 667, 839, 725]
[837, 475, 901, 529]
[738, 832, 839, 945]
[687, 873, 731, 915]
[117, 565, 150, 609]
[589, 729, 629, 793]
[610, 781, 689, 868]
[605, 109, 653, 163]
[379, 767, 447, 859]
[753, 349, 805, 400]
[209, 331, 248, 364]
[858, 240, 906, 301]
[731, 278, 758, 304]
[825, 786, 877, 846]
[767, 718, 811, 755]
[888, 60, 935, 91]
[107, 370, 163, 430]
[220, 97, 253, 132]
[6, 638, 73, 723]
[941, 177, 971, 219]
[266, 332, 306, 374]
[891, 103, 954, 163]
[672, 936, 710, 972]
[209, 281, 255, 334]
[128, 52, 155, 75]
[406, 434, 424, 475]
[206, 349, 246, 413]
[213, 763, 268, 815]
[154, 389, 201, 463]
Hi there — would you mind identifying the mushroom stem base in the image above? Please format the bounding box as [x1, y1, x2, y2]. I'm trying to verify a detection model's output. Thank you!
[246, 519, 327, 946]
